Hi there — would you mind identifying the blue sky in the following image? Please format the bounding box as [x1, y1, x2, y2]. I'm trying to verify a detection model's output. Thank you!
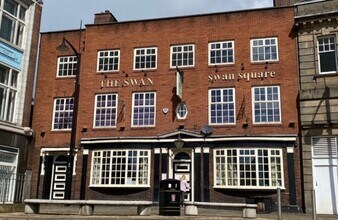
[41, 0, 273, 32]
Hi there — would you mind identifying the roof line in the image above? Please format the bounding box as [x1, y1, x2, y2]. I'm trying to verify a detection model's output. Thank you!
[81, 135, 297, 144]
[86, 6, 286, 28]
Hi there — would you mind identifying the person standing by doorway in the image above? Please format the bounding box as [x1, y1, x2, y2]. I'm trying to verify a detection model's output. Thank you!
[180, 175, 190, 207]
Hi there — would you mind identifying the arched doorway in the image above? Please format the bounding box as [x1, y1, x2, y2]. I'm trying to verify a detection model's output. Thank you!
[50, 155, 68, 199]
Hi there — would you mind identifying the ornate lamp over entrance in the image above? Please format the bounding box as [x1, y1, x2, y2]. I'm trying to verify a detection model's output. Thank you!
[174, 133, 185, 149]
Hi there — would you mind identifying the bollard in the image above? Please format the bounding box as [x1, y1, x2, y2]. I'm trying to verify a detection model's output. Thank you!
[277, 187, 282, 220]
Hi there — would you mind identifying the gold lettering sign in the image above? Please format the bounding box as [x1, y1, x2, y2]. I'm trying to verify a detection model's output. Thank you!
[208, 71, 276, 82]
[100, 78, 154, 88]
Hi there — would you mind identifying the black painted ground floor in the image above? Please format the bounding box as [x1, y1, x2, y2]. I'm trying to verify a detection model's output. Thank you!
[35, 130, 302, 212]
[0, 128, 32, 203]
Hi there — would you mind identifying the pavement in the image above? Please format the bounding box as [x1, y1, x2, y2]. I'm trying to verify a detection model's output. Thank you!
[0, 210, 337, 220]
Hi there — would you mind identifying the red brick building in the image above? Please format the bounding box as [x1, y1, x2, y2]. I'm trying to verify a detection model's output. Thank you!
[31, 6, 302, 211]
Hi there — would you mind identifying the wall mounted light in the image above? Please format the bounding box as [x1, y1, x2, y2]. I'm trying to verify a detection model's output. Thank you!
[265, 61, 269, 70]
[214, 65, 218, 73]
[174, 134, 184, 149]
[100, 72, 107, 78]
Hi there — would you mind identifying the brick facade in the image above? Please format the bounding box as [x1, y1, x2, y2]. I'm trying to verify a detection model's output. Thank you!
[31, 6, 302, 211]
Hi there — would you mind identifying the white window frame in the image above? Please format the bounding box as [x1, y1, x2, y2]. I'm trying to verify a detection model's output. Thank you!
[208, 88, 236, 125]
[93, 93, 118, 128]
[0, 65, 17, 123]
[252, 86, 281, 124]
[97, 49, 120, 72]
[0, 146, 18, 203]
[208, 41, 235, 65]
[0, 0, 26, 47]
[251, 37, 279, 62]
[52, 97, 74, 131]
[176, 102, 188, 120]
[214, 148, 284, 189]
[170, 44, 195, 68]
[56, 56, 77, 77]
[90, 149, 151, 187]
[317, 35, 337, 74]
[132, 92, 156, 127]
[133, 47, 157, 70]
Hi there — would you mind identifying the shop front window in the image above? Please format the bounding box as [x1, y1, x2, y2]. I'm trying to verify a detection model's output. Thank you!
[0, 147, 18, 202]
[214, 148, 284, 189]
[90, 149, 150, 187]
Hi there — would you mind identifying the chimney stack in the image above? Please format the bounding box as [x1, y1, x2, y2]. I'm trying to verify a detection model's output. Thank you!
[94, 10, 118, 24]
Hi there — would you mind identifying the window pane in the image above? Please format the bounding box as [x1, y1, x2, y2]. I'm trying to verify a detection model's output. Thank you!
[0, 149, 18, 202]
[319, 52, 336, 73]
[1, 1, 25, 46]
[134, 48, 157, 70]
[4, 0, 18, 16]
[53, 98, 74, 130]
[209, 41, 235, 65]
[209, 88, 235, 125]
[57, 56, 77, 77]
[132, 92, 156, 126]
[97, 50, 120, 72]
[251, 38, 278, 62]
[94, 94, 118, 127]
[318, 36, 337, 74]
[171, 45, 194, 68]
[19, 7, 26, 20]
[253, 86, 280, 123]
[0, 66, 17, 122]
[0, 15, 15, 43]
[176, 103, 188, 119]
[91, 150, 150, 186]
[214, 148, 283, 188]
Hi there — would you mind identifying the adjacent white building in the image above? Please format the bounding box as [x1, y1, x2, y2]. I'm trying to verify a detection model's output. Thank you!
[0, 0, 42, 204]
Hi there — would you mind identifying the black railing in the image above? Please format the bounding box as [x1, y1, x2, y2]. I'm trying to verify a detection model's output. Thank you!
[0, 172, 25, 203]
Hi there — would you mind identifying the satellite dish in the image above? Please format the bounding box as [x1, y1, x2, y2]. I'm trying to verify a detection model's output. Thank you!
[201, 125, 213, 136]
